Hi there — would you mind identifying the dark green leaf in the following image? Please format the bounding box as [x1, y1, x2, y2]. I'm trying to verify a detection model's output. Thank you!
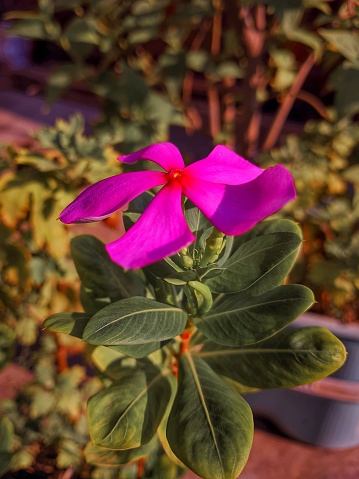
[0, 323, 15, 370]
[330, 64, 359, 119]
[83, 297, 187, 346]
[80, 285, 111, 316]
[231, 219, 302, 251]
[0, 418, 14, 452]
[197, 285, 314, 346]
[149, 453, 186, 479]
[88, 367, 172, 449]
[319, 29, 359, 64]
[46, 64, 77, 106]
[7, 17, 48, 39]
[85, 437, 157, 466]
[62, 16, 99, 44]
[198, 326, 347, 388]
[91, 345, 152, 379]
[43, 312, 90, 338]
[166, 354, 253, 479]
[71, 235, 144, 303]
[107, 340, 171, 359]
[206, 229, 302, 294]
[0, 452, 12, 477]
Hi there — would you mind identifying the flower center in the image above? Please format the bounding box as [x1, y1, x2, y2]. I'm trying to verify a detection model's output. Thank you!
[167, 168, 183, 182]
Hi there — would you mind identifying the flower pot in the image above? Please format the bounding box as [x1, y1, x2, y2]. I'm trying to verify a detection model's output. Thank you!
[245, 313, 359, 449]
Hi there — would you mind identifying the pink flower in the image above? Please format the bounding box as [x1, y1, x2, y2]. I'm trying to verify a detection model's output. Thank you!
[59, 143, 296, 269]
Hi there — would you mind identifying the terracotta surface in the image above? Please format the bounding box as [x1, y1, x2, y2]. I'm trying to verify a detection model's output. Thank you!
[0, 363, 34, 401]
[185, 428, 359, 479]
[0, 108, 40, 145]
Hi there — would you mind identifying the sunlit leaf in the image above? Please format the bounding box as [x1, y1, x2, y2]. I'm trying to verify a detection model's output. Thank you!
[83, 297, 187, 347]
[197, 285, 314, 346]
[206, 229, 302, 294]
[43, 312, 91, 339]
[85, 437, 157, 466]
[167, 354, 253, 479]
[88, 367, 172, 449]
[198, 326, 347, 388]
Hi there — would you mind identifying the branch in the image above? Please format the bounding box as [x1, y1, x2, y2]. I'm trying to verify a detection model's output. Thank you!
[262, 52, 315, 151]
[208, 1, 223, 139]
[236, 4, 266, 159]
[296, 90, 331, 120]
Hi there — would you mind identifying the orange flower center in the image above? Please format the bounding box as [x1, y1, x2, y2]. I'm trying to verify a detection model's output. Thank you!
[167, 168, 183, 182]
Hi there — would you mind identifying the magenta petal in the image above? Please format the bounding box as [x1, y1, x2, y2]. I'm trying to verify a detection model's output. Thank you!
[106, 183, 195, 269]
[118, 142, 184, 172]
[182, 165, 296, 235]
[184, 145, 264, 185]
[59, 170, 166, 224]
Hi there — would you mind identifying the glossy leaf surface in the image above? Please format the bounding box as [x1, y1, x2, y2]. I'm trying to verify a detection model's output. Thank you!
[207, 221, 302, 294]
[197, 327, 347, 388]
[167, 354, 253, 479]
[43, 312, 90, 338]
[83, 297, 187, 346]
[88, 367, 172, 449]
[84, 437, 157, 466]
[197, 285, 314, 346]
[71, 235, 144, 310]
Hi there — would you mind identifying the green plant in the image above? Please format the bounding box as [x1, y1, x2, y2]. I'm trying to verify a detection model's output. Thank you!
[0, 114, 119, 359]
[260, 118, 359, 321]
[5, 1, 359, 156]
[42, 208, 345, 478]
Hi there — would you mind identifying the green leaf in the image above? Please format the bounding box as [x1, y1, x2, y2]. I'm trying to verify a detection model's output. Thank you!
[319, 29, 359, 64]
[62, 16, 99, 44]
[80, 286, 111, 316]
[330, 64, 359, 119]
[71, 235, 144, 306]
[57, 440, 82, 469]
[30, 390, 56, 418]
[83, 297, 187, 346]
[7, 17, 48, 39]
[166, 354, 253, 479]
[46, 64, 77, 106]
[0, 323, 15, 370]
[43, 312, 91, 338]
[9, 448, 34, 472]
[197, 285, 314, 346]
[107, 341, 171, 359]
[85, 437, 157, 466]
[91, 346, 137, 380]
[206, 229, 302, 294]
[0, 453, 12, 477]
[198, 326, 347, 388]
[150, 453, 186, 479]
[0, 418, 14, 452]
[88, 367, 172, 449]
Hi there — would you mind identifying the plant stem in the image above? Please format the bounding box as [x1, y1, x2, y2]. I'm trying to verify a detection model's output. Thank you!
[180, 330, 191, 355]
[208, 2, 223, 140]
[137, 458, 145, 479]
[296, 90, 330, 120]
[262, 52, 315, 151]
[237, 5, 266, 160]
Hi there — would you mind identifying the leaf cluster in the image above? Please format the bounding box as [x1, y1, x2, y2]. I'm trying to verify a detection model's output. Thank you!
[43, 208, 346, 479]
[5, 1, 359, 152]
[260, 118, 359, 320]
[0, 114, 120, 364]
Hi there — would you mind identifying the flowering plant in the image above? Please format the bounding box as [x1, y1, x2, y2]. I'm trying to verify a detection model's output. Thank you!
[45, 144, 346, 479]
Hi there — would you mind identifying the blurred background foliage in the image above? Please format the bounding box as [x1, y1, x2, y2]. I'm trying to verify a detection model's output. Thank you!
[0, 0, 359, 477]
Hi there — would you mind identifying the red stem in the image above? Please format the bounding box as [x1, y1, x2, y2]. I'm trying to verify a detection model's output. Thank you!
[262, 52, 315, 151]
[137, 458, 145, 479]
[180, 330, 191, 355]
